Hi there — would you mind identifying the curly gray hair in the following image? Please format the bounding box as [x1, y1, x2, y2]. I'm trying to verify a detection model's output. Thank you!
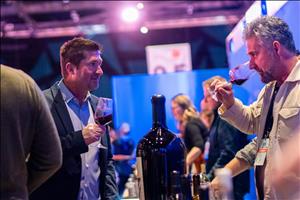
[243, 16, 296, 54]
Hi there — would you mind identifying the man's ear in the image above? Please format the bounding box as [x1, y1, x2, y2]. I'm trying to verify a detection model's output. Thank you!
[65, 62, 76, 75]
[273, 41, 281, 55]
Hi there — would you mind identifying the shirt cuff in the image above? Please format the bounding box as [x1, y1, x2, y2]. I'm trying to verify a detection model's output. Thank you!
[218, 98, 243, 118]
[235, 151, 255, 166]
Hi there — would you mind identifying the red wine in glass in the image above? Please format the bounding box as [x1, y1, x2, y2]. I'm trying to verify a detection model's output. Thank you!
[94, 97, 113, 149]
[95, 114, 112, 126]
[230, 79, 248, 85]
[229, 61, 254, 85]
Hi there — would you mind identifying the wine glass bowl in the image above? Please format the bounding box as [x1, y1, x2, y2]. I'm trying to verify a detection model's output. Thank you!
[94, 97, 113, 149]
[95, 98, 113, 126]
[229, 61, 255, 85]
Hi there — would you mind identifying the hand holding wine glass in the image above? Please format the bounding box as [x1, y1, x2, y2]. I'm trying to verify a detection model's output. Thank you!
[209, 80, 234, 109]
[209, 61, 255, 108]
[82, 123, 105, 145]
[94, 97, 113, 149]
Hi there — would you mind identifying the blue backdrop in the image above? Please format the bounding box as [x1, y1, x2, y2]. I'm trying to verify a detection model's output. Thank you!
[112, 68, 250, 144]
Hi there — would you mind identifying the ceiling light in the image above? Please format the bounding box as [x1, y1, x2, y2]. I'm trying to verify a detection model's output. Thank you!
[121, 7, 139, 23]
[136, 2, 144, 10]
[140, 26, 148, 34]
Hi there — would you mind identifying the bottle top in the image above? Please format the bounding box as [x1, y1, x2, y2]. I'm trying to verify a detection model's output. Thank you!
[151, 94, 167, 128]
[151, 94, 165, 104]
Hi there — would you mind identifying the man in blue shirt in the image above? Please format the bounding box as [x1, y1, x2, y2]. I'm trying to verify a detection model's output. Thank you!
[30, 37, 118, 200]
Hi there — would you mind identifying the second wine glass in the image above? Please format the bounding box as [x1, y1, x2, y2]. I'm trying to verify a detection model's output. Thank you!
[94, 97, 113, 149]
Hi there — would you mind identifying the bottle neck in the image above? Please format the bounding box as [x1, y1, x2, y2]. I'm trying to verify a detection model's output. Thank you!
[152, 110, 167, 128]
[152, 95, 167, 128]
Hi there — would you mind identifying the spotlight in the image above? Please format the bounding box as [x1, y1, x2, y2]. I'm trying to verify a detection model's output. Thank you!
[140, 26, 148, 34]
[136, 2, 144, 10]
[121, 7, 139, 23]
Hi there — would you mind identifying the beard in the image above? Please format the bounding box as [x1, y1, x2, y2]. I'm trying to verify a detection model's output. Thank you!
[260, 70, 274, 83]
[259, 54, 278, 83]
[89, 82, 99, 91]
[88, 77, 100, 91]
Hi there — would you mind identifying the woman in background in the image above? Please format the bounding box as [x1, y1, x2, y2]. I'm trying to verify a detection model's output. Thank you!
[171, 94, 208, 173]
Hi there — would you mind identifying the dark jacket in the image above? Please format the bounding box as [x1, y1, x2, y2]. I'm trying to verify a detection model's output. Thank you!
[206, 110, 250, 200]
[1, 66, 62, 200]
[30, 82, 118, 200]
[184, 118, 208, 152]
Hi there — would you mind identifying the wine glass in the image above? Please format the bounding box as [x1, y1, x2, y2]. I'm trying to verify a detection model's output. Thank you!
[94, 97, 113, 149]
[229, 61, 255, 85]
[209, 61, 255, 101]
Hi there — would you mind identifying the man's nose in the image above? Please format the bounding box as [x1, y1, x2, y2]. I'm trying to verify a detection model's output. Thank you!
[249, 60, 255, 70]
[96, 65, 103, 75]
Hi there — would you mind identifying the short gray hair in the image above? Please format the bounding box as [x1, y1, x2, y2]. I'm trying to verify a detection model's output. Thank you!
[243, 16, 296, 54]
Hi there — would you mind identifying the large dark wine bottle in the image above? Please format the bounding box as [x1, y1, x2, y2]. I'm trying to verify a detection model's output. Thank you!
[136, 94, 186, 200]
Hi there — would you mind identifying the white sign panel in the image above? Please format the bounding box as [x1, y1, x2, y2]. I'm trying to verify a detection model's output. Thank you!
[146, 43, 192, 74]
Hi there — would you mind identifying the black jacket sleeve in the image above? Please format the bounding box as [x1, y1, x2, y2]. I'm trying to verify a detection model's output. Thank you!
[207, 118, 248, 180]
[185, 120, 208, 152]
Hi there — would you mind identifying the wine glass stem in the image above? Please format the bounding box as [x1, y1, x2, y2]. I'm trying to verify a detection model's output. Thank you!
[98, 138, 107, 149]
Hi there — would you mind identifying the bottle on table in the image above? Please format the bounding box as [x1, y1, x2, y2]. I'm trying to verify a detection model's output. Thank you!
[136, 94, 186, 200]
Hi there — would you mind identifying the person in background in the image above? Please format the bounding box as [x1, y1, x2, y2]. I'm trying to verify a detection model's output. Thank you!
[111, 122, 135, 196]
[1, 65, 62, 200]
[171, 94, 208, 173]
[210, 16, 299, 200]
[202, 76, 250, 200]
[30, 37, 119, 200]
[199, 97, 216, 165]
[199, 98, 215, 130]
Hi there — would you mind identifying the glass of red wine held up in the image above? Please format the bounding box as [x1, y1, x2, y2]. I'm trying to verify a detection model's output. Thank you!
[210, 61, 255, 101]
[94, 97, 113, 149]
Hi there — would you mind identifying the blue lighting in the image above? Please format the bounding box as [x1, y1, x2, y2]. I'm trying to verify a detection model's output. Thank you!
[261, 0, 268, 16]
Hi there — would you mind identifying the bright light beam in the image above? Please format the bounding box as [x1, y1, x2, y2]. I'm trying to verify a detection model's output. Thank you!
[121, 7, 139, 23]
[140, 26, 148, 34]
[136, 2, 144, 10]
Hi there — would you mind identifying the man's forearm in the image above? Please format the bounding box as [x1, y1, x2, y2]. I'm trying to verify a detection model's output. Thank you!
[224, 157, 251, 177]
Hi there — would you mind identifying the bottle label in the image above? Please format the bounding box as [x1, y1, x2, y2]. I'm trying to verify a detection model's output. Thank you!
[136, 157, 145, 200]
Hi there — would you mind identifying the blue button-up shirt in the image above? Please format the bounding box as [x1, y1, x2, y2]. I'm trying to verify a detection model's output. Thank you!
[58, 80, 101, 200]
